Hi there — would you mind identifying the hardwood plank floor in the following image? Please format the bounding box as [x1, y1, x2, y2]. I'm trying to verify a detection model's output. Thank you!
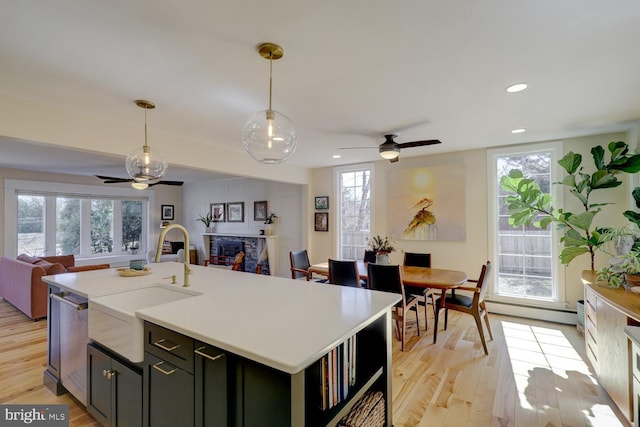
[0, 298, 628, 426]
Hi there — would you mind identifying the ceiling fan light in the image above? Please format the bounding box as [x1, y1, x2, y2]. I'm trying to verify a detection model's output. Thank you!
[131, 182, 149, 190]
[243, 109, 297, 164]
[379, 146, 400, 160]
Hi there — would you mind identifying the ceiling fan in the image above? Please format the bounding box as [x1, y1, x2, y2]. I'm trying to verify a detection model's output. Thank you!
[95, 175, 183, 187]
[339, 134, 442, 163]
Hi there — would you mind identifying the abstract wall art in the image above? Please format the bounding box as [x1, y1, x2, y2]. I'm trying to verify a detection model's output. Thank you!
[388, 164, 466, 241]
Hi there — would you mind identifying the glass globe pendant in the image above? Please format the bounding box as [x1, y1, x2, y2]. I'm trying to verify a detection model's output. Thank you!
[125, 100, 168, 184]
[242, 43, 297, 164]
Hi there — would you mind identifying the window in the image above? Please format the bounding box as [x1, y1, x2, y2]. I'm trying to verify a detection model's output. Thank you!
[7, 179, 149, 259]
[335, 164, 373, 259]
[488, 143, 565, 306]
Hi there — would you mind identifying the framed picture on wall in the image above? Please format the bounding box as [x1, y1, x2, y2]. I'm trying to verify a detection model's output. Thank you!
[315, 196, 329, 210]
[315, 212, 329, 232]
[210, 203, 226, 222]
[161, 205, 174, 220]
[227, 202, 245, 222]
[254, 201, 268, 221]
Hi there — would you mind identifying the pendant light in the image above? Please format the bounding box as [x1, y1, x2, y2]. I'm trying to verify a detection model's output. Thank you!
[125, 100, 168, 184]
[242, 43, 297, 164]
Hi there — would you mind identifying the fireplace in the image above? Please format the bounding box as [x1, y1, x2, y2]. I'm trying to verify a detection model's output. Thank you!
[216, 240, 245, 271]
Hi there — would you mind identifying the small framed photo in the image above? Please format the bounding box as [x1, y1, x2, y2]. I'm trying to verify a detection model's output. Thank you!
[254, 201, 268, 221]
[227, 202, 245, 223]
[315, 212, 329, 232]
[161, 205, 174, 220]
[315, 196, 329, 210]
[210, 203, 225, 222]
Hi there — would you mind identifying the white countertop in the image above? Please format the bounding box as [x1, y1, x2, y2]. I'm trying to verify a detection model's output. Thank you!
[43, 263, 400, 374]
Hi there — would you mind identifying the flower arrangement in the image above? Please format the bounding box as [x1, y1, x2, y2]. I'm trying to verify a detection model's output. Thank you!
[264, 213, 278, 224]
[369, 235, 394, 254]
[197, 211, 213, 227]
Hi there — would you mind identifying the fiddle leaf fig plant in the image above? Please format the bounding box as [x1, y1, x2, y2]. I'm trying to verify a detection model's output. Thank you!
[500, 141, 640, 271]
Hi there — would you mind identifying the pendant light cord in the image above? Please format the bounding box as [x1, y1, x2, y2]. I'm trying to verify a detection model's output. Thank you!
[143, 107, 148, 148]
[268, 50, 273, 111]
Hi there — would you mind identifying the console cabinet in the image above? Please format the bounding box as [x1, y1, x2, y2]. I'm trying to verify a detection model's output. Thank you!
[582, 272, 640, 425]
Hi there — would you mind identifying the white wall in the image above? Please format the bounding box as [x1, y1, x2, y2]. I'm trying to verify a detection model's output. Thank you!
[181, 178, 305, 277]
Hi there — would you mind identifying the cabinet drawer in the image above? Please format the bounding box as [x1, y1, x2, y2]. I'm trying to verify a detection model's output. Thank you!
[585, 291, 597, 327]
[144, 322, 194, 373]
[633, 342, 640, 382]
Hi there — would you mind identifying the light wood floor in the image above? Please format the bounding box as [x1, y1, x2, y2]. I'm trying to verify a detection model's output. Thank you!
[0, 298, 628, 426]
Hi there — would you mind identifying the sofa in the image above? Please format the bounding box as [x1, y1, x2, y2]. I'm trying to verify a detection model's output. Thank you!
[0, 254, 110, 320]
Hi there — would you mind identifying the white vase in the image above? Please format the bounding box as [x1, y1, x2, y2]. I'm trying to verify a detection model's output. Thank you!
[375, 253, 390, 265]
[206, 226, 214, 233]
[265, 224, 273, 235]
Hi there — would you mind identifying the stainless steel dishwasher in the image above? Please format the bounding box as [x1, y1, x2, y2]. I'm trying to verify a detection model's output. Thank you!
[51, 291, 89, 406]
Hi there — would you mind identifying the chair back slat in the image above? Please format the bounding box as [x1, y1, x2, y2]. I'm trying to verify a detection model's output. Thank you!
[290, 250, 311, 279]
[328, 259, 361, 287]
[475, 261, 492, 302]
[363, 250, 377, 264]
[367, 263, 404, 297]
[403, 252, 431, 268]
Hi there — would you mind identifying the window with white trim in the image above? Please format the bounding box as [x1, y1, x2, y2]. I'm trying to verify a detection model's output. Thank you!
[6, 180, 149, 259]
[488, 142, 565, 305]
[335, 164, 373, 260]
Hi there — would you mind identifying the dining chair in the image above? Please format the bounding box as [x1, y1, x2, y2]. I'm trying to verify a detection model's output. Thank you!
[403, 252, 434, 331]
[367, 263, 420, 351]
[328, 259, 362, 288]
[434, 261, 493, 355]
[363, 250, 377, 264]
[289, 250, 327, 283]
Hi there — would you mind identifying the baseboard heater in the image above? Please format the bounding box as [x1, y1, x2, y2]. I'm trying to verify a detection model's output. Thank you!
[486, 299, 577, 325]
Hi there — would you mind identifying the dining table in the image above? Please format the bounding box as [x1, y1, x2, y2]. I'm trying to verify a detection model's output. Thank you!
[308, 261, 468, 343]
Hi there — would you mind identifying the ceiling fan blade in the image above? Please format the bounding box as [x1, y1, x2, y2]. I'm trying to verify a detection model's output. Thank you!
[155, 180, 184, 186]
[389, 156, 399, 163]
[396, 139, 442, 149]
[96, 175, 133, 183]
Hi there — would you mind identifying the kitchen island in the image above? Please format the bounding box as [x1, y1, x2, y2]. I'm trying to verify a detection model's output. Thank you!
[43, 262, 400, 426]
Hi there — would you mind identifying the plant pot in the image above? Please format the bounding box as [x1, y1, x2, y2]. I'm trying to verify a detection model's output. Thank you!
[265, 224, 273, 235]
[625, 273, 640, 288]
[206, 226, 214, 233]
[375, 252, 390, 265]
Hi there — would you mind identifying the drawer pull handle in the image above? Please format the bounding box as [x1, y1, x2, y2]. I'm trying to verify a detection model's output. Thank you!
[152, 361, 177, 375]
[153, 339, 180, 352]
[195, 346, 225, 362]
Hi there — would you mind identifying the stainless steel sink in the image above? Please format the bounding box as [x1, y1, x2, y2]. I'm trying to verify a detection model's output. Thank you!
[88, 285, 201, 362]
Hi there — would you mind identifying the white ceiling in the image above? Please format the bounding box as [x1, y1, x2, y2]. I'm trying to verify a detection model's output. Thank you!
[1, 0, 640, 180]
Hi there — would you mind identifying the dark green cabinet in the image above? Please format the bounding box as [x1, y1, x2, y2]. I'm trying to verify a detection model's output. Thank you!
[145, 352, 194, 427]
[87, 343, 142, 427]
[195, 343, 228, 426]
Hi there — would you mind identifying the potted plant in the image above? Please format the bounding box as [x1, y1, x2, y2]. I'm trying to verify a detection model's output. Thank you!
[500, 141, 640, 271]
[198, 212, 214, 233]
[597, 249, 640, 289]
[264, 213, 277, 235]
[369, 235, 395, 264]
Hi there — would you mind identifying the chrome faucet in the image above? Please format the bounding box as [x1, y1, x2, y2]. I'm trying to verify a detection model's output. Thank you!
[155, 224, 192, 287]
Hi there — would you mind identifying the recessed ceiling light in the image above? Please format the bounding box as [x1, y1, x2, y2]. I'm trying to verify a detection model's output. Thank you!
[506, 83, 528, 93]
[511, 128, 526, 134]
[332, 154, 342, 159]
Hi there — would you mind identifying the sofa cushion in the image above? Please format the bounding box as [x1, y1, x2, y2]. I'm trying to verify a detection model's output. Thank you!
[16, 254, 41, 264]
[67, 264, 110, 273]
[41, 254, 75, 269]
[33, 259, 67, 275]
